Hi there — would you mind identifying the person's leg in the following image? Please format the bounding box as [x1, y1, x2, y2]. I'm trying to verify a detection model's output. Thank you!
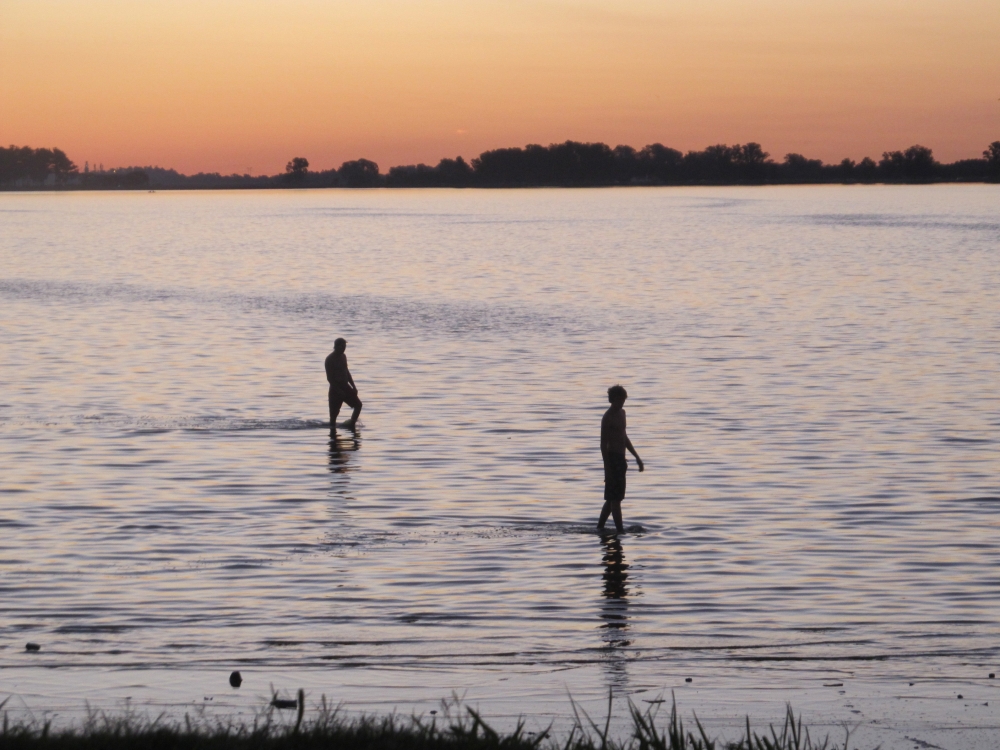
[598, 500, 613, 530]
[599, 457, 615, 530]
[610, 455, 626, 532]
[345, 391, 362, 428]
[329, 390, 343, 428]
[610, 501, 624, 533]
[348, 398, 362, 427]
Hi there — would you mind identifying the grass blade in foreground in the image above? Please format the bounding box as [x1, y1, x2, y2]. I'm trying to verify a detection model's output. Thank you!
[0, 693, 854, 750]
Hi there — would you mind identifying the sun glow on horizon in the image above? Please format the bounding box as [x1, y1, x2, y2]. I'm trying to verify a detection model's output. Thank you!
[1, 0, 998, 174]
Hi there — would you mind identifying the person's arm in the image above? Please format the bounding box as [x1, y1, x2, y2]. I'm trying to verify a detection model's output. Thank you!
[625, 436, 644, 472]
[345, 359, 357, 391]
[600, 416, 610, 461]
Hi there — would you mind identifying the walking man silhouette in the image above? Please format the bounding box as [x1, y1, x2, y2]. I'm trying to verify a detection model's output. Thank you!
[325, 338, 362, 429]
[598, 385, 643, 533]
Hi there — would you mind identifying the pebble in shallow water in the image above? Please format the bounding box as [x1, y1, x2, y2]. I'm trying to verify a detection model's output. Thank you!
[229, 671, 242, 688]
[25, 643, 40, 652]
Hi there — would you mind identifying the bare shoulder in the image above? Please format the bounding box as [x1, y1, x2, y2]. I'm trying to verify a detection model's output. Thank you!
[603, 407, 625, 429]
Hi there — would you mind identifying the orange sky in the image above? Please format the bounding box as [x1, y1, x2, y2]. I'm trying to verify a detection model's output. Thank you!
[2, 0, 998, 175]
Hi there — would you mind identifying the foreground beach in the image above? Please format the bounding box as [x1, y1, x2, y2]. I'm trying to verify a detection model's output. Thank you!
[1, 693, 832, 750]
[4, 663, 1000, 749]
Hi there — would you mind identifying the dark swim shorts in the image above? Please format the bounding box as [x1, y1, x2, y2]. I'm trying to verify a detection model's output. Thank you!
[604, 453, 627, 503]
[329, 385, 361, 412]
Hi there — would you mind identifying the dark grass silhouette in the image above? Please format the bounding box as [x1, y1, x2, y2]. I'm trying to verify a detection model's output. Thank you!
[0, 692, 856, 750]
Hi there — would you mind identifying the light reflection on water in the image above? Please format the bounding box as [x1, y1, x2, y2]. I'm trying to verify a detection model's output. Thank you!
[1, 186, 999, 712]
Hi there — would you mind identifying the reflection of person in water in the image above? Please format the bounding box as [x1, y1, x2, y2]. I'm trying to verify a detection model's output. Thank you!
[599, 385, 644, 533]
[599, 535, 632, 688]
[328, 430, 360, 506]
[325, 338, 362, 430]
[600, 536, 630, 631]
[328, 431, 360, 475]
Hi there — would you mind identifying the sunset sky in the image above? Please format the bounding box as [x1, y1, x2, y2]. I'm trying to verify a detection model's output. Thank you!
[2, 0, 998, 175]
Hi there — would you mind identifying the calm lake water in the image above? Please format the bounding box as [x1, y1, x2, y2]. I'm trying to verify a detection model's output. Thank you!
[1, 186, 999, 727]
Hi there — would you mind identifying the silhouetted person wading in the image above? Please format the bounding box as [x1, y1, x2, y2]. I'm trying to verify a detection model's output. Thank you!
[325, 338, 362, 429]
[598, 385, 644, 533]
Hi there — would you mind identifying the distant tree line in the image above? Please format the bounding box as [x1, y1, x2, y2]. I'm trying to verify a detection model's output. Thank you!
[384, 141, 1000, 187]
[3, 141, 1000, 190]
[0, 146, 77, 186]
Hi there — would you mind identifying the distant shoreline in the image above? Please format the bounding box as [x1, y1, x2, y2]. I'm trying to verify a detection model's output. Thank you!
[4, 180, 1000, 192]
[3, 140, 998, 191]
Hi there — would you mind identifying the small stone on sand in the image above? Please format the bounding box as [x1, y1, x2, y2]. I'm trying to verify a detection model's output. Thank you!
[25, 643, 40, 652]
[229, 670, 242, 688]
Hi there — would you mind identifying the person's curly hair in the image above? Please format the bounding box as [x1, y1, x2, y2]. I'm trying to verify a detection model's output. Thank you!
[607, 384, 628, 403]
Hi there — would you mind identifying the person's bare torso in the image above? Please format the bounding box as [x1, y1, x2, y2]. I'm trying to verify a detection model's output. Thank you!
[325, 351, 350, 389]
[601, 406, 627, 455]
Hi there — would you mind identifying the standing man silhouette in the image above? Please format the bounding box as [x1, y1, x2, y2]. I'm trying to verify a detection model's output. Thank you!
[325, 338, 362, 430]
[598, 385, 644, 533]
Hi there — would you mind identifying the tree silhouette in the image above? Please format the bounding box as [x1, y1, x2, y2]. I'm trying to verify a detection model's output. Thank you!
[784, 153, 824, 183]
[0, 145, 77, 186]
[339, 159, 381, 187]
[638, 144, 683, 183]
[50, 148, 78, 184]
[856, 157, 878, 182]
[284, 157, 309, 184]
[879, 145, 937, 183]
[386, 156, 474, 187]
[679, 143, 771, 183]
[985, 141, 1000, 181]
[436, 156, 473, 186]
[80, 168, 149, 189]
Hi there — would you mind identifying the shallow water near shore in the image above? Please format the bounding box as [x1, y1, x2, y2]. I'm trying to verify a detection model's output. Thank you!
[2, 186, 1000, 746]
